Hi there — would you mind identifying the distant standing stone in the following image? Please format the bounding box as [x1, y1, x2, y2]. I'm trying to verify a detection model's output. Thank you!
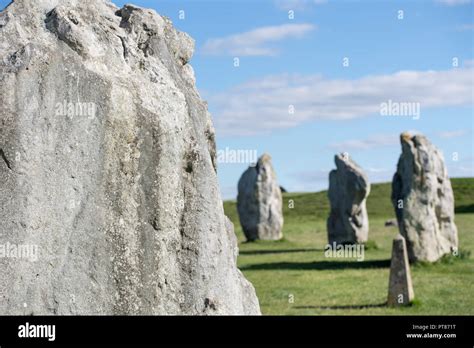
[327, 154, 370, 244]
[392, 132, 458, 263]
[388, 234, 415, 306]
[237, 154, 284, 241]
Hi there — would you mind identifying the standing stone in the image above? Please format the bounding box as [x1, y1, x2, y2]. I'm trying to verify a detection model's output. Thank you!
[387, 234, 415, 306]
[392, 132, 458, 263]
[0, 0, 260, 315]
[327, 154, 370, 245]
[237, 154, 283, 241]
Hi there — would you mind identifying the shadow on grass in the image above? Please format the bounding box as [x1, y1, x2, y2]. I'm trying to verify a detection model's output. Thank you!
[240, 259, 391, 271]
[240, 248, 324, 256]
[455, 204, 474, 214]
[294, 302, 387, 310]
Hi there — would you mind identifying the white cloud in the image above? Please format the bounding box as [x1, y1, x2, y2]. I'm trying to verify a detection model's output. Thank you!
[448, 165, 474, 177]
[208, 68, 474, 136]
[457, 24, 474, 31]
[292, 166, 394, 191]
[367, 167, 390, 173]
[328, 134, 399, 151]
[436, 0, 471, 5]
[364, 167, 396, 184]
[294, 169, 330, 183]
[200, 24, 315, 57]
[438, 129, 470, 138]
[464, 59, 474, 67]
[275, 0, 328, 10]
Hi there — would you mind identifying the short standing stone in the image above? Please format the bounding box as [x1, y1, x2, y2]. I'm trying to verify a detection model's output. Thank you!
[327, 154, 370, 244]
[392, 132, 458, 263]
[388, 234, 415, 306]
[237, 154, 283, 241]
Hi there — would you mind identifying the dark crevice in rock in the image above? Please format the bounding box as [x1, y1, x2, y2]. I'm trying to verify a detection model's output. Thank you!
[150, 219, 159, 231]
[185, 161, 193, 174]
[115, 5, 138, 31]
[179, 184, 188, 239]
[0, 10, 10, 29]
[184, 145, 199, 175]
[45, 8, 85, 56]
[117, 35, 128, 60]
[204, 297, 217, 312]
[205, 128, 217, 173]
[2, 45, 32, 73]
[0, 148, 12, 170]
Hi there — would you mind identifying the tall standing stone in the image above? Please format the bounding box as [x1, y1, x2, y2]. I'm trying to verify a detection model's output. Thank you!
[387, 234, 415, 306]
[0, 0, 260, 315]
[327, 154, 370, 245]
[392, 132, 458, 263]
[237, 154, 283, 241]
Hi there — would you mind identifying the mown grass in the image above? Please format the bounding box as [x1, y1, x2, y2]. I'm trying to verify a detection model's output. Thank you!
[224, 178, 474, 315]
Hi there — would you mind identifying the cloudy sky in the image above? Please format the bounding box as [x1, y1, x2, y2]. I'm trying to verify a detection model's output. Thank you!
[2, 0, 472, 199]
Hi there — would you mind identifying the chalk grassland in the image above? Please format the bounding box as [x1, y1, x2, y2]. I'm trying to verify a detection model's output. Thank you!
[224, 178, 474, 315]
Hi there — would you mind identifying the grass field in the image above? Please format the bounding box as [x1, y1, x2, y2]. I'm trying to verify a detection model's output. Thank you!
[224, 178, 474, 315]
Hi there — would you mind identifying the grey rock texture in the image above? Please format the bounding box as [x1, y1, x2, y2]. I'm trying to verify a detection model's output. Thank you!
[0, 0, 259, 315]
[387, 234, 415, 306]
[327, 154, 370, 245]
[237, 154, 283, 241]
[392, 132, 458, 263]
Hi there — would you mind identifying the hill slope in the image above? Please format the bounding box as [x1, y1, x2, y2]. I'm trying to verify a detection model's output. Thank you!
[224, 177, 474, 237]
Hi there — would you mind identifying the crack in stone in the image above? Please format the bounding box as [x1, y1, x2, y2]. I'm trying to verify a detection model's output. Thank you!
[0, 149, 12, 170]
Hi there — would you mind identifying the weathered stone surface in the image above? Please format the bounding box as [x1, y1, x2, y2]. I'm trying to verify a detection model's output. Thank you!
[392, 132, 458, 263]
[237, 154, 283, 241]
[387, 234, 415, 306]
[327, 154, 370, 244]
[0, 0, 259, 315]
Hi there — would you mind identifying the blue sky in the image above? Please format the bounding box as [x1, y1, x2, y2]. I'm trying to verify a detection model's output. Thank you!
[2, 0, 473, 199]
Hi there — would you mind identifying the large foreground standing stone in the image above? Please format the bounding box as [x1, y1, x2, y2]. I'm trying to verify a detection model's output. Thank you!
[392, 132, 458, 263]
[237, 154, 283, 241]
[387, 234, 415, 306]
[327, 154, 370, 244]
[0, 0, 259, 315]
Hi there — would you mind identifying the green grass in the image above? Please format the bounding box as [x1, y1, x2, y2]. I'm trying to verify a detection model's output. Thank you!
[224, 178, 474, 315]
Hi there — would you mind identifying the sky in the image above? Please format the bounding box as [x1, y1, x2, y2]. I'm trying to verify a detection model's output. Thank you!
[2, 0, 473, 199]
